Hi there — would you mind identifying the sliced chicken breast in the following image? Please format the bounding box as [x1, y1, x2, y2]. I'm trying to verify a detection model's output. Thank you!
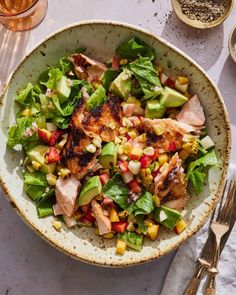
[91, 199, 111, 235]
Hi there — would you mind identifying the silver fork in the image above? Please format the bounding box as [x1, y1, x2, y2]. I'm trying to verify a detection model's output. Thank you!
[204, 179, 236, 295]
[183, 179, 236, 295]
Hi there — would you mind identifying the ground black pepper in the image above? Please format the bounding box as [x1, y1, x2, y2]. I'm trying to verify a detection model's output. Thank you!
[180, 0, 226, 23]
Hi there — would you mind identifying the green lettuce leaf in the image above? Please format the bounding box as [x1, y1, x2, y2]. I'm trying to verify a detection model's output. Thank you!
[116, 37, 155, 60]
[23, 171, 47, 186]
[133, 192, 154, 216]
[129, 57, 163, 100]
[135, 215, 147, 234]
[86, 85, 106, 111]
[42, 68, 63, 90]
[189, 168, 206, 195]
[16, 83, 33, 105]
[101, 69, 120, 90]
[103, 173, 129, 209]
[118, 231, 144, 251]
[37, 199, 54, 218]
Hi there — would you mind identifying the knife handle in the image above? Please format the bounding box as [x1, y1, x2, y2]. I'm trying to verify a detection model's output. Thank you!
[183, 265, 205, 295]
[205, 287, 215, 295]
[183, 277, 201, 295]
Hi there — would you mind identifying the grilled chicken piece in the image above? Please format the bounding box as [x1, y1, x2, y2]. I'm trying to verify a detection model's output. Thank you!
[82, 96, 122, 142]
[176, 95, 205, 126]
[91, 199, 111, 235]
[54, 175, 81, 217]
[141, 118, 194, 152]
[154, 153, 189, 210]
[69, 53, 107, 82]
[61, 95, 100, 179]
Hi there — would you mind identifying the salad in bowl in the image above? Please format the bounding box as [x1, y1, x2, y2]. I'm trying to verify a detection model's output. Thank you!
[7, 37, 218, 255]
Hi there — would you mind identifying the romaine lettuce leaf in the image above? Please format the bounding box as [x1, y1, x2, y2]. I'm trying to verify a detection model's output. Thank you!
[23, 171, 47, 186]
[16, 83, 33, 105]
[118, 231, 144, 251]
[101, 69, 120, 90]
[135, 215, 147, 234]
[189, 169, 206, 195]
[86, 85, 106, 111]
[116, 37, 155, 60]
[133, 192, 154, 215]
[129, 57, 163, 100]
[103, 173, 129, 209]
[37, 199, 54, 218]
[42, 68, 63, 90]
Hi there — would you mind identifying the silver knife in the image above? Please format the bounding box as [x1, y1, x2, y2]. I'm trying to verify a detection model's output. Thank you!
[183, 188, 236, 295]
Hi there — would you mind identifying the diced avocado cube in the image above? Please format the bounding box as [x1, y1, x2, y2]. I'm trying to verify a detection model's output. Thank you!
[153, 205, 182, 230]
[99, 142, 119, 169]
[145, 100, 166, 119]
[109, 69, 132, 99]
[160, 86, 188, 107]
[27, 145, 56, 174]
[78, 176, 102, 206]
[56, 75, 71, 104]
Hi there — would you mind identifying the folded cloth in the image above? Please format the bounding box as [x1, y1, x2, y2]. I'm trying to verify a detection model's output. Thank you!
[161, 165, 236, 295]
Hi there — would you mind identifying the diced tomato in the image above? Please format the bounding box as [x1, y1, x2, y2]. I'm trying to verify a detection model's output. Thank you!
[165, 77, 175, 88]
[112, 221, 128, 233]
[49, 130, 64, 146]
[112, 56, 120, 69]
[152, 168, 160, 178]
[99, 174, 110, 185]
[151, 150, 159, 160]
[168, 142, 177, 152]
[80, 216, 92, 225]
[47, 147, 60, 163]
[81, 204, 91, 213]
[128, 179, 142, 193]
[38, 128, 52, 143]
[118, 161, 129, 173]
[129, 147, 143, 161]
[84, 211, 96, 222]
[140, 155, 152, 168]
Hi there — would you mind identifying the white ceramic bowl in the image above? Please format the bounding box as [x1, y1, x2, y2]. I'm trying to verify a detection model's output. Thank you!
[0, 21, 231, 267]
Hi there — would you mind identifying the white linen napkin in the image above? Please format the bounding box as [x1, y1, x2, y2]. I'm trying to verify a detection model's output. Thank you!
[161, 165, 236, 295]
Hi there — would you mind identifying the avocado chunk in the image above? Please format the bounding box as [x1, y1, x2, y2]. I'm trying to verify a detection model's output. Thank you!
[109, 68, 132, 99]
[160, 86, 188, 107]
[153, 205, 182, 230]
[78, 176, 102, 206]
[99, 142, 119, 169]
[56, 75, 71, 104]
[27, 145, 56, 174]
[145, 100, 166, 119]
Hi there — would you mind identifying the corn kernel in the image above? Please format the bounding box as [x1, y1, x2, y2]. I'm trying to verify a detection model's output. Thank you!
[46, 173, 57, 186]
[144, 219, 153, 227]
[153, 161, 160, 172]
[177, 76, 189, 85]
[115, 136, 121, 144]
[135, 227, 142, 235]
[127, 96, 141, 107]
[109, 208, 120, 222]
[26, 165, 35, 173]
[103, 232, 114, 239]
[158, 154, 168, 166]
[127, 130, 138, 139]
[119, 154, 128, 161]
[32, 160, 41, 171]
[21, 108, 32, 117]
[127, 222, 135, 232]
[122, 117, 133, 128]
[144, 147, 154, 156]
[52, 220, 62, 231]
[58, 168, 71, 178]
[119, 127, 129, 135]
[120, 58, 128, 65]
[179, 149, 189, 160]
[153, 195, 161, 207]
[108, 122, 117, 130]
[147, 224, 159, 240]
[153, 124, 164, 136]
[118, 145, 123, 155]
[92, 81, 101, 89]
[160, 162, 169, 173]
[156, 64, 163, 73]
[138, 133, 147, 143]
[116, 239, 127, 255]
[123, 142, 132, 154]
[86, 143, 97, 153]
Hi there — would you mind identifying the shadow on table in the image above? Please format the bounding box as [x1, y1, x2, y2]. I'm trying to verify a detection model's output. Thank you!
[161, 12, 223, 70]
[0, 24, 30, 94]
[218, 55, 236, 125]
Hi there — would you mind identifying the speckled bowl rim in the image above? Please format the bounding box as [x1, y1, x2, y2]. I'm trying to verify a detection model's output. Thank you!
[228, 24, 236, 63]
[0, 20, 231, 268]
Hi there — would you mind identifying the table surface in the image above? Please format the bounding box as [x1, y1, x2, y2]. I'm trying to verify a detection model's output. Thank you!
[0, 1, 235, 295]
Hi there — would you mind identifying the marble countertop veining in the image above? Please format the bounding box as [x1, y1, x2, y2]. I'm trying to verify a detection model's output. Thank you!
[0, 1, 235, 294]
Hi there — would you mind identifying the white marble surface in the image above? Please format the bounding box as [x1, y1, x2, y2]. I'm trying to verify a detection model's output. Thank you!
[0, 1, 235, 294]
